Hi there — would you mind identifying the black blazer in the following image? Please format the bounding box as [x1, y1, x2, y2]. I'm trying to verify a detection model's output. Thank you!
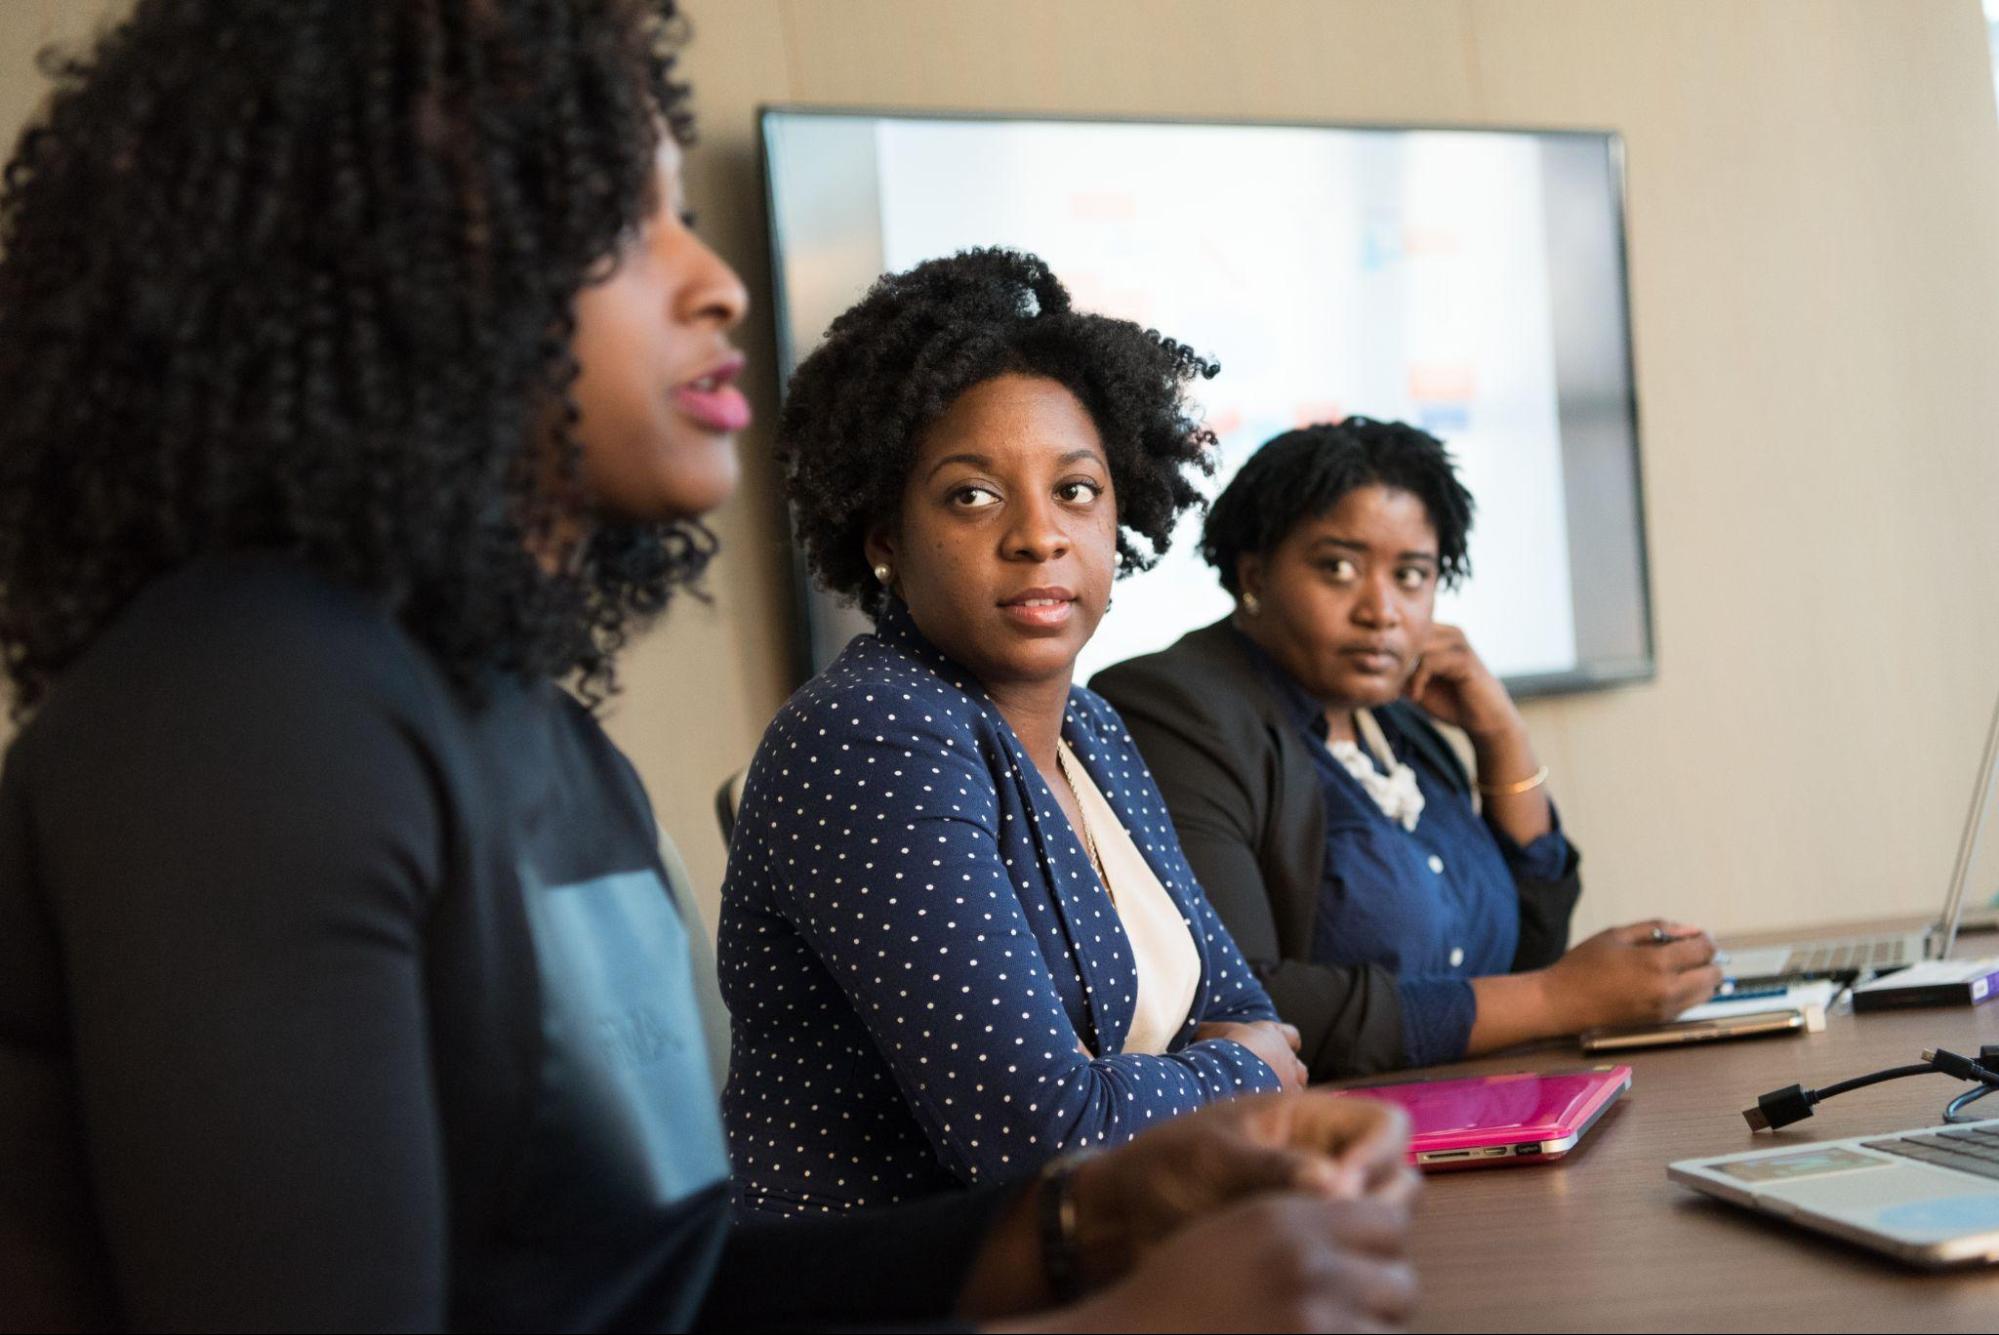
[1092, 618, 1582, 1079]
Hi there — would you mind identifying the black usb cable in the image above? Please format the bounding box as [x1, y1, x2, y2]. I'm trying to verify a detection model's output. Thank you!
[1743, 1046, 1999, 1131]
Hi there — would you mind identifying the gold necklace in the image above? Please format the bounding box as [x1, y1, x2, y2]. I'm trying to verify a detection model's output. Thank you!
[1054, 744, 1115, 901]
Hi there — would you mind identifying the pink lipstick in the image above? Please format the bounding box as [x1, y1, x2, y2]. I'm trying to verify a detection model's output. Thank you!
[999, 586, 1077, 631]
[672, 353, 751, 433]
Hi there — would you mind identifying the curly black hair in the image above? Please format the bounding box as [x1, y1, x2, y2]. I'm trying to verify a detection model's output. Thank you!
[1201, 417, 1475, 594]
[0, 0, 702, 721]
[774, 247, 1220, 620]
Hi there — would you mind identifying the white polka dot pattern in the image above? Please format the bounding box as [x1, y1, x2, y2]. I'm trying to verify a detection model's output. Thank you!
[717, 605, 1282, 1217]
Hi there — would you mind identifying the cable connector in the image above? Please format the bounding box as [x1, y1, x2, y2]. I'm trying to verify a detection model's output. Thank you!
[1925, 1047, 1999, 1086]
[1743, 1059, 1936, 1132]
[1743, 1053, 1999, 1133]
[1743, 1083, 1818, 1131]
[1925, 1048, 1981, 1081]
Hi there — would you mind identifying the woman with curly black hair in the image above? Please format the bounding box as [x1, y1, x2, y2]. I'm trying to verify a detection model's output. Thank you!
[0, 4, 1422, 1332]
[1094, 420, 1721, 1079]
[718, 249, 1311, 1218]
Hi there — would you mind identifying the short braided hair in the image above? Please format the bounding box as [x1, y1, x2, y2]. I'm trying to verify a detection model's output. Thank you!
[1201, 417, 1475, 594]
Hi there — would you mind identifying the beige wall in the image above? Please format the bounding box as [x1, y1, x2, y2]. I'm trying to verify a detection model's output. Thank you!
[0, 4, 87, 132]
[6, 2, 1999, 944]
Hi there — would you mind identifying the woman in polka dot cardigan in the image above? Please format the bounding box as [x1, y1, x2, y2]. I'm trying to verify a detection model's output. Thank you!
[719, 249, 1307, 1216]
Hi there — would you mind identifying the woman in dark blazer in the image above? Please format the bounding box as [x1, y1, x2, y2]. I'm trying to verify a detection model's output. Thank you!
[1094, 420, 1722, 1080]
[718, 250, 1307, 1217]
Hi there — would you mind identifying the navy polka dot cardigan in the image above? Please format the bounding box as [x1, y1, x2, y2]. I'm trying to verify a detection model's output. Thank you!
[718, 601, 1282, 1215]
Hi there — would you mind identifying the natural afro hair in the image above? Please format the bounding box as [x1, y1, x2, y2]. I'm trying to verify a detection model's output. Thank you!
[774, 247, 1220, 620]
[0, 0, 700, 720]
[1201, 417, 1475, 595]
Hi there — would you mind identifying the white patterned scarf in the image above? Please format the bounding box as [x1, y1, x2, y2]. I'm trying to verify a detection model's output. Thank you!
[1325, 708, 1425, 832]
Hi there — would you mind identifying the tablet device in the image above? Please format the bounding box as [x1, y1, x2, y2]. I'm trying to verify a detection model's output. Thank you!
[1328, 1066, 1631, 1170]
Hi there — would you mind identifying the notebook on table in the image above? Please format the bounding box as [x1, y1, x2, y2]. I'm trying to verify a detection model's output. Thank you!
[1850, 959, 1999, 1012]
[1579, 980, 1840, 1053]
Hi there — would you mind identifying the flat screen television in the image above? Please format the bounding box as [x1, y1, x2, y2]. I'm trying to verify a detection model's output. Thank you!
[760, 107, 1653, 697]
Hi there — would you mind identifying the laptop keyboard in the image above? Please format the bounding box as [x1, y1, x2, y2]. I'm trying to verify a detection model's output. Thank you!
[1729, 936, 1915, 988]
[1863, 1126, 1999, 1181]
[1783, 937, 1910, 976]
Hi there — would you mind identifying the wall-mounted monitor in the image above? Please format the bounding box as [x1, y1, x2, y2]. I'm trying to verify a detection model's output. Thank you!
[760, 107, 1653, 696]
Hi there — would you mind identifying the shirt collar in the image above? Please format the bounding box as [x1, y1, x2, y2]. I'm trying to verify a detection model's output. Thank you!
[873, 596, 1073, 720]
[1228, 622, 1334, 743]
[1225, 622, 1422, 763]
[873, 596, 968, 681]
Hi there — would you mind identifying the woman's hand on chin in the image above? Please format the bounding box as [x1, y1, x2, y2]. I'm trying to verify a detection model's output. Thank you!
[1402, 622, 1522, 743]
[1406, 621, 1556, 845]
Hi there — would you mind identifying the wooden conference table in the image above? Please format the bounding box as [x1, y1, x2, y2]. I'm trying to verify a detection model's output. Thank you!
[1379, 920, 1999, 1332]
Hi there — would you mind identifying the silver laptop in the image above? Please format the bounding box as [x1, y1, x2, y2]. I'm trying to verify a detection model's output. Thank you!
[1671, 1119, 1999, 1266]
[1670, 699, 1999, 1266]
[1716, 689, 1999, 989]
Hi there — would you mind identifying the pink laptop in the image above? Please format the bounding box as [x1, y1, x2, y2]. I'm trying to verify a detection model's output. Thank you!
[1329, 1065, 1632, 1171]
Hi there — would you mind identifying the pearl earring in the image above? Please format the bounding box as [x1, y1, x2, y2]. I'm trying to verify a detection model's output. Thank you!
[1242, 592, 1261, 616]
[873, 564, 891, 585]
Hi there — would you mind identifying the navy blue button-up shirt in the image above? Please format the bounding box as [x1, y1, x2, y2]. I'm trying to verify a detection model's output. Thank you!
[1244, 635, 1572, 1066]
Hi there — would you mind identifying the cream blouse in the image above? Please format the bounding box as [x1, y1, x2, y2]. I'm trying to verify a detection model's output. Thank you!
[1057, 740, 1202, 1055]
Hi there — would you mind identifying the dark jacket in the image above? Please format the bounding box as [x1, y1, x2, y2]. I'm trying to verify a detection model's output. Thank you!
[1092, 618, 1582, 1079]
[0, 557, 1005, 1333]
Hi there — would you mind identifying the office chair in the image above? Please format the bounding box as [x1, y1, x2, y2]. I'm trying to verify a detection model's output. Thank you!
[714, 767, 747, 845]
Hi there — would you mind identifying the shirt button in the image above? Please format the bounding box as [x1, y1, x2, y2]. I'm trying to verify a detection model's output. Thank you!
[1427, 854, 1445, 874]
[1450, 946, 1465, 968]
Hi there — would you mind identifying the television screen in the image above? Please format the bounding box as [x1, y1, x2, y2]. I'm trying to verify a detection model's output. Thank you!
[761, 108, 1652, 696]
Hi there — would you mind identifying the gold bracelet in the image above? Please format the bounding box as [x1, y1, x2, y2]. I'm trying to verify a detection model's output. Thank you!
[1478, 764, 1549, 797]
